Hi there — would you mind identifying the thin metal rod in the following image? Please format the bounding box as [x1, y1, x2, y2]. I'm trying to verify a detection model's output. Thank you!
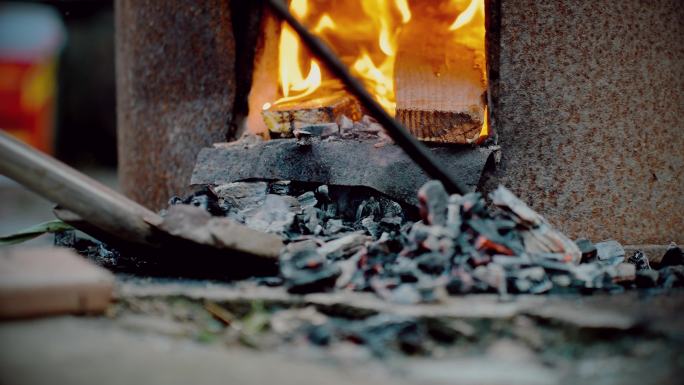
[0, 131, 161, 246]
[265, 0, 468, 195]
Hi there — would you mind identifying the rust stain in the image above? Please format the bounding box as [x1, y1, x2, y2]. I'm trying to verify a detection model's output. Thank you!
[116, 0, 237, 210]
[484, 0, 684, 244]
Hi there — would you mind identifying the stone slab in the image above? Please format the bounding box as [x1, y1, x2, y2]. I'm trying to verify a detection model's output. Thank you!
[191, 138, 497, 206]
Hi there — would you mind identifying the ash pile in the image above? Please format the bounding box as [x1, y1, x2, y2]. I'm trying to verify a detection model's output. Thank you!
[168, 179, 684, 302]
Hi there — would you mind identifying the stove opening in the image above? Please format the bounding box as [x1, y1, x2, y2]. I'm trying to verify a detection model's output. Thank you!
[246, 0, 489, 144]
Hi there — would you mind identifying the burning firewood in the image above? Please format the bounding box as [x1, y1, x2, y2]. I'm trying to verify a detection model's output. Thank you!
[394, 5, 487, 144]
[262, 92, 362, 137]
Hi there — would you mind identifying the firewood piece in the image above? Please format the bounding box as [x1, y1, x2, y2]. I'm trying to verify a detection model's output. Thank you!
[0, 247, 114, 319]
[158, 204, 284, 261]
[262, 92, 362, 136]
[395, 15, 487, 144]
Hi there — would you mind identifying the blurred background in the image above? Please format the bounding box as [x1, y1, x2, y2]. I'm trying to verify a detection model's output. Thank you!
[0, 0, 116, 241]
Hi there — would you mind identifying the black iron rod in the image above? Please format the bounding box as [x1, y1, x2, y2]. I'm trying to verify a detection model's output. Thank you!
[264, 0, 468, 195]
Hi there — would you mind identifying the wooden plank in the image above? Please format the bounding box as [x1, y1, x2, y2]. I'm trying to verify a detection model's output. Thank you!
[395, 12, 487, 144]
[262, 92, 361, 136]
[0, 247, 114, 319]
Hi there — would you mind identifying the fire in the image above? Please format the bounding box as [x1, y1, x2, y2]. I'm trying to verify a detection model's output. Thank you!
[449, 0, 486, 58]
[276, 25, 322, 104]
[313, 14, 335, 34]
[352, 52, 395, 111]
[268, 0, 411, 114]
[266, 0, 488, 139]
[274, 0, 322, 105]
[450, 0, 488, 139]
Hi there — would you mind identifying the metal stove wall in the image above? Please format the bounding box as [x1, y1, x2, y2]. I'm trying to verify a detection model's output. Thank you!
[115, 0, 238, 210]
[485, 0, 683, 244]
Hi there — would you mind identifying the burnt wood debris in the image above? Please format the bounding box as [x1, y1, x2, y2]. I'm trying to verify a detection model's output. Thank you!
[61, 168, 684, 302]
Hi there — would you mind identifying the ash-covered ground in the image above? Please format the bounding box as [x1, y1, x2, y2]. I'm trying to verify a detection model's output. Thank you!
[56, 178, 684, 371]
[165, 179, 683, 299]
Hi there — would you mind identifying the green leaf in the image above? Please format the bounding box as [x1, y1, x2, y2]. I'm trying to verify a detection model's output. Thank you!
[239, 301, 270, 348]
[0, 220, 73, 246]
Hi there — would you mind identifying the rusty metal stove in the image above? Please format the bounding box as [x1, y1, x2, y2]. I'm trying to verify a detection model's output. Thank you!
[115, 0, 684, 246]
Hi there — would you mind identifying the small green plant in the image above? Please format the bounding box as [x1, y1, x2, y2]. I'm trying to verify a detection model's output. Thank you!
[0, 220, 72, 246]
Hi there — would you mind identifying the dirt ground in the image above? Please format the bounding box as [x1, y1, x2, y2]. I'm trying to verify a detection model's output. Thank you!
[1, 173, 683, 385]
[2, 276, 682, 385]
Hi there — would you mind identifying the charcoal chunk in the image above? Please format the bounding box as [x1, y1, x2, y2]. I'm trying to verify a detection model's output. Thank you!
[244, 195, 300, 234]
[214, 182, 268, 212]
[635, 270, 659, 288]
[170, 187, 224, 216]
[415, 252, 449, 275]
[446, 194, 463, 229]
[510, 267, 552, 294]
[418, 181, 448, 226]
[355, 197, 382, 222]
[575, 238, 597, 264]
[54, 229, 76, 248]
[658, 266, 684, 288]
[280, 242, 341, 294]
[595, 240, 625, 265]
[627, 250, 651, 271]
[269, 180, 292, 195]
[613, 263, 636, 285]
[297, 191, 318, 208]
[360, 217, 380, 238]
[315, 185, 330, 201]
[318, 232, 370, 260]
[325, 219, 347, 235]
[307, 324, 333, 346]
[659, 243, 684, 268]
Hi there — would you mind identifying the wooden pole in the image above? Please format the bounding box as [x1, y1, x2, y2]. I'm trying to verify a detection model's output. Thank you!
[0, 131, 161, 247]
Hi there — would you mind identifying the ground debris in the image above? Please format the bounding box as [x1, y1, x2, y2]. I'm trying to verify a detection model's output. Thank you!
[159, 204, 283, 260]
[60, 177, 684, 302]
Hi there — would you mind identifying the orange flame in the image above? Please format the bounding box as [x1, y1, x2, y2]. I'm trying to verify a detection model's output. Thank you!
[267, 0, 488, 139]
[268, 0, 411, 114]
[450, 0, 488, 139]
[450, 0, 486, 51]
[270, 0, 322, 106]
